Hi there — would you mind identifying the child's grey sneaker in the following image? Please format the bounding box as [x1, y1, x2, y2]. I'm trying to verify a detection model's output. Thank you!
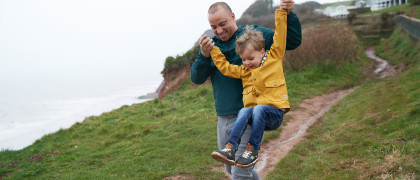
[211, 142, 236, 165]
[235, 143, 258, 168]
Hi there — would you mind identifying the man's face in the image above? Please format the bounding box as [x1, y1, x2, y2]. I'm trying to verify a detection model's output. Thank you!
[240, 45, 266, 70]
[208, 8, 237, 42]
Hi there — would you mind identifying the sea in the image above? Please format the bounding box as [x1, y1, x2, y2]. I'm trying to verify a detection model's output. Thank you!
[0, 74, 162, 150]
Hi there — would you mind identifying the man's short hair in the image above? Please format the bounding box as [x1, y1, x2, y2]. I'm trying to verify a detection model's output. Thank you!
[208, 2, 232, 15]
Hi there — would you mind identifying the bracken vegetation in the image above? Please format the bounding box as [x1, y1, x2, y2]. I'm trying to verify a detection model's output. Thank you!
[284, 26, 358, 72]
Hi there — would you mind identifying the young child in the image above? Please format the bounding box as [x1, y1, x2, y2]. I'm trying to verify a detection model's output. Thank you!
[208, 9, 290, 168]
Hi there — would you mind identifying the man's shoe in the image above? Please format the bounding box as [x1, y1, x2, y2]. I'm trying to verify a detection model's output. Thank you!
[211, 142, 235, 165]
[235, 143, 258, 168]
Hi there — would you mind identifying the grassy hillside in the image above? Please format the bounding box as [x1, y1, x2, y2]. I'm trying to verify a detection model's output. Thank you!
[0, 49, 369, 179]
[375, 29, 420, 66]
[266, 30, 419, 179]
[0, 63, 368, 179]
[2, 9, 418, 179]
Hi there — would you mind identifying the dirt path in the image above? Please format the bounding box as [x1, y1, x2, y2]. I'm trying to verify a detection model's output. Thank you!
[364, 46, 397, 79]
[164, 47, 396, 180]
[255, 87, 355, 178]
[255, 46, 396, 179]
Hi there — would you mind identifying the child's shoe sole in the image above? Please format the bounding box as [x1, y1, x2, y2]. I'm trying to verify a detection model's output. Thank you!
[235, 158, 258, 168]
[211, 152, 235, 165]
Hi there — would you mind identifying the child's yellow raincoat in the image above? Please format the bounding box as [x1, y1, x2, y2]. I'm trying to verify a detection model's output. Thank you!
[210, 9, 290, 113]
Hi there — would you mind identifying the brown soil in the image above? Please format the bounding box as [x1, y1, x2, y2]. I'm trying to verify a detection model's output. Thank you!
[157, 66, 191, 98]
[164, 47, 396, 179]
[162, 174, 195, 180]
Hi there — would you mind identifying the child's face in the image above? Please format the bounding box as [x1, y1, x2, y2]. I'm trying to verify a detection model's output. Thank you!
[240, 45, 266, 70]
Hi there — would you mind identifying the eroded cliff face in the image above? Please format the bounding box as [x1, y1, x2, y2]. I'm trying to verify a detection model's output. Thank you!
[157, 31, 213, 98]
[156, 65, 191, 98]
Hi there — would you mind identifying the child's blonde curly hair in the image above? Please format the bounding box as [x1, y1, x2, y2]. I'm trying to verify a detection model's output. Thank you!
[235, 26, 265, 55]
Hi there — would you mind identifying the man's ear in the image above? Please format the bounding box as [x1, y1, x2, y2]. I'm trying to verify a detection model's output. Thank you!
[231, 12, 236, 21]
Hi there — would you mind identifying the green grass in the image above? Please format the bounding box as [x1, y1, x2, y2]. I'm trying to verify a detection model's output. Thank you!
[0, 49, 369, 179]
[362, 4, 420, 19]
[266, 29, 420, 180]
[264, 56, 369, 141]
[267, 63, 420, 179]
[0, 82, 223, 179]
[286, 59, 366, 105]
[375, 29, 420, 66]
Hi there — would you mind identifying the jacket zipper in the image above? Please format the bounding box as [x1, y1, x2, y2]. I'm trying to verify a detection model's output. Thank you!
[227, 39, 230, 60]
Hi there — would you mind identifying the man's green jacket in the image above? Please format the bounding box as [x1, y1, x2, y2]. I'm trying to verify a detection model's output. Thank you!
[190, 11, 302, 116]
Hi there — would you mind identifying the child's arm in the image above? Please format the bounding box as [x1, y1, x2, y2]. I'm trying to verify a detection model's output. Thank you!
[210, 46, 244, 79]
[267, 9, 288, 61]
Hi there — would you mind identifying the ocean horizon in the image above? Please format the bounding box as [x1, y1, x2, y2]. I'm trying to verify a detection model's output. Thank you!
[0, 76, 162, 151]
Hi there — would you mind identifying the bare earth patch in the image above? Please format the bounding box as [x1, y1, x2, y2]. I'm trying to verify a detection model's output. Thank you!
[162, 174, 195, 180]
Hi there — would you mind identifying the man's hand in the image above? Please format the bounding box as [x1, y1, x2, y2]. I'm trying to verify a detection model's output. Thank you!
[199, 35, 214, 57]
[280, 0, 295, 14]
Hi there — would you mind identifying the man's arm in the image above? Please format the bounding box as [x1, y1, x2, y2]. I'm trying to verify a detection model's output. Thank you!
[257, 0, 302, 50]
[190, 35, 214, 84]
[190, 50, 212, 84]
[285, 11, 302, 50]
[282, 0, 302, 50]
[256, 11, 301, 51]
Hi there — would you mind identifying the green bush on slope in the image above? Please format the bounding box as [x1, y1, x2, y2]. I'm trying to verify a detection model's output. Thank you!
[161, 45, 200, 76]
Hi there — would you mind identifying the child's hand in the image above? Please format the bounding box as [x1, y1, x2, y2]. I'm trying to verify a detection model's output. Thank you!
[280, 0, 294, 14]
[199, 35, 214, 57]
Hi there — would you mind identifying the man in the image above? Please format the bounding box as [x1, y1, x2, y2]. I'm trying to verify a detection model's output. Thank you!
[191, 1, 301, 179]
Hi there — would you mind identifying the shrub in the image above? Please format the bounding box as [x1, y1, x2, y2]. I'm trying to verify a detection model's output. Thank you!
[408, 0, 420, 5]
[283, 26, 358, 72]
[161, 45, 200, 76]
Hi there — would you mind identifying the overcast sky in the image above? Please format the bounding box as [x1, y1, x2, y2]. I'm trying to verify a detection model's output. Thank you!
[0, 0, 256, 83]
[0, 0, 347, 85]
